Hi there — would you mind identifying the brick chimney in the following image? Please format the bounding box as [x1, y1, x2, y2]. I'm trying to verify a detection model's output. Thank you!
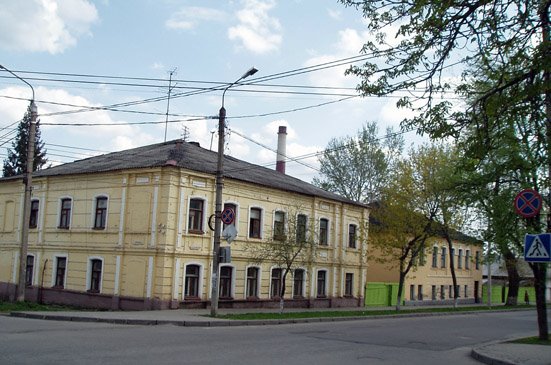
[276, 126, 287, 174]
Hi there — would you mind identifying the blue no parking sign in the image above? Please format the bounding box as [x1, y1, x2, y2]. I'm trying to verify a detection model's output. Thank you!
[524, 234, 551, 263]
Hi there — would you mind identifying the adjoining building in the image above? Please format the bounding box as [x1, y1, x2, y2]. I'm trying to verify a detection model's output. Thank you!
[0, 139, 369, 310]
[365, 231, 484, 307]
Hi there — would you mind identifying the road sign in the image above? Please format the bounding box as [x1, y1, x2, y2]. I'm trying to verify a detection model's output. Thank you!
[514, 189, 542, 218]
[524, 234, 551, 262]
[221, 207, 235, 225]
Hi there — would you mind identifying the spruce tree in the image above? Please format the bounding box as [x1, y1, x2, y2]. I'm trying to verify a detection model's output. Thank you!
[2, 104, 48, 177]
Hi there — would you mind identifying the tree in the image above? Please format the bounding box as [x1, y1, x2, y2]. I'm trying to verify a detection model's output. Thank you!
[3, 104, 48, 177]
[245, 207, 317, 313]
[313, 121, 403, 203]
[341, 0, 549, 341]
[370, 144, 447, 310]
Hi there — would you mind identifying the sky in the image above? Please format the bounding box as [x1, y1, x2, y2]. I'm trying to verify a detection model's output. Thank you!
[0, 0, 425, 183]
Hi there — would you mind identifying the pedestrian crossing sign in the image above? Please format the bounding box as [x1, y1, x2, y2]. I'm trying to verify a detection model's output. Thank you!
[524, 234, 551, 262]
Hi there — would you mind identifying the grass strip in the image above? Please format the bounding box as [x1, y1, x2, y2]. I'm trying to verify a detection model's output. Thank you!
[510, 336, 551, 346]
[215, 305, 532, 320]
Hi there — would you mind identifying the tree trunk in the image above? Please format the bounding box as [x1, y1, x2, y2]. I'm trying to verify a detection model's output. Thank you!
[503, 251, 520, 306]
[445, 236, 458, 309]
[395, 271, 406, 311]
[279, 270, 288, 314]
[531, 262, 549, 340]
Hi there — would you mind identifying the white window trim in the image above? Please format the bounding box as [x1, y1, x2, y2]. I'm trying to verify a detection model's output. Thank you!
[316, 268, 328, 298]
[51, 254, 68, 288]
[57, 196, 73, 229]
[318, 216, 330, 246]
[26, 253, 36, 286]
[293, 267, 306, 298]
[295, 213, 309, 242]
[347, 222, 358, 249]
[182, 262, 204, 300]
[29, 198, 40, 229]
[91, 194, 109, 230]
[86, 256, 104, 293]
[186, 196, 208, 234]
[218, 264, 235, 298]
[248, 206, 264, 239]
[243, 265, 261, 299]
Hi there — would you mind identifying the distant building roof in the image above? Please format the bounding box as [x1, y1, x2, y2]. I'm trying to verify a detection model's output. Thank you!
[1, 139, 367, 208]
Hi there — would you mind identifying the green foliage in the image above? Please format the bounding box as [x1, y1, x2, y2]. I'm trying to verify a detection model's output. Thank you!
[313, 121, 403, 203]
[2, 104, 48, 177]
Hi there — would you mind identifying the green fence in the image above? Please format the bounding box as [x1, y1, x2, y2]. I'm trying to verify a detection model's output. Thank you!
[481, 284, 536, 304]
[365, 282, 402, 307]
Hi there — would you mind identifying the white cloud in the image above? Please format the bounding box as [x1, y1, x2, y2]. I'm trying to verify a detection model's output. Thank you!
[228, 0, 282, 54]
[0, 0, 98, 54]
[165, 7, 226, 31]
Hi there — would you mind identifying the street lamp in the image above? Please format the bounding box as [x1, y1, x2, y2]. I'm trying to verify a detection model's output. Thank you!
[0, 65, 38, 302]
[210, 67, 258, 316]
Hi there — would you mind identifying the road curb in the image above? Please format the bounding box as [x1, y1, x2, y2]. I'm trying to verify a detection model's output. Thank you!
[9, 308, 533, 328]
[471, 346, 515, 365]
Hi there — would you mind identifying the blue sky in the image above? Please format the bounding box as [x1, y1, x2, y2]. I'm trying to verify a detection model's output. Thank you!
[0, 0, 422, 182]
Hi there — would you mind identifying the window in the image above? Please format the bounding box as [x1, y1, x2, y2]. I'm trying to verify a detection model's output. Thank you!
[219, 266, 232, 299]
[456, 285, 460, 298]
[249, 208, 262, 238]
[316, 270, 327, 298]
[246, 267, 259, 298]
[188, 199, 204, 233]
[475, 251, 480, 270]
[296, 214, 307, 242]
[465, 250, 471, 269]
[223, 203, 237, 231]
[89, 259, 102, 293]
[345, 273, 353, 297]
[93, 196, 108, 229]
[440, 285, 445, 300]
[464, 285, 468, 298]
[417, 285, 423, 300]
[458, 249, 463, 269]
[410, 285, 415, 300]
[54, 257, 67, 288]
[348, 224, 357, 248]
[419, 246, 426, 266]
[271, 268, 282, 298]
[59, 198, 72, 229]
[184, 265, 200, 298]
[450, 248, 455, 267]
[293, 269, 304, 298]
[432, 247, 438, 268]
[273, 211, 285, 240]
[25, 255, 34, 287]
[29, 200, 39, 229]
[431, 285, 436, 300]
[319, 218, 328, 246]
[448, 285, 453, 299]
[440, 247, 447, 268]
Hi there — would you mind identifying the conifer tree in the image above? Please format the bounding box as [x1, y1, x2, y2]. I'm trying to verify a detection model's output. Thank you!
[2, 104, 48, 177]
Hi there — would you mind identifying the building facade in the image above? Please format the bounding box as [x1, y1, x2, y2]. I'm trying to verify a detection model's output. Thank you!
[366, 236, 484, 306]
[0, 140, 369, 310]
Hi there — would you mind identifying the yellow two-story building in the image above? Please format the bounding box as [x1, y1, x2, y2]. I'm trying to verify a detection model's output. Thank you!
[365, 233, 484, 306]
[0, 140, 369, 310]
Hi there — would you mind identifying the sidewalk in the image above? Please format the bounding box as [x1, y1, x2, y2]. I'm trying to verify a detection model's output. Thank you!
[9, 306, 551, 365]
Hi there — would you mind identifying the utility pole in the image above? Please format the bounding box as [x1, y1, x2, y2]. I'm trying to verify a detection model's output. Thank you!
[210, 67, 258, 317]
[0, 65, 37, 302]
[164, 69, 176, 142]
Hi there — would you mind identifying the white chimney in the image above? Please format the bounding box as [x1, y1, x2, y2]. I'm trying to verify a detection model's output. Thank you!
[276, 126, 287, 174]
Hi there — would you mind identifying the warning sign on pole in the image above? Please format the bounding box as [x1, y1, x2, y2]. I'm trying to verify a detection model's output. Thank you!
[524, 234, 551, 262]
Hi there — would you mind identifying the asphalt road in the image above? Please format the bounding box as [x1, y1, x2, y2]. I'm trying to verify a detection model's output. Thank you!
[0, 310, 540, 365]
